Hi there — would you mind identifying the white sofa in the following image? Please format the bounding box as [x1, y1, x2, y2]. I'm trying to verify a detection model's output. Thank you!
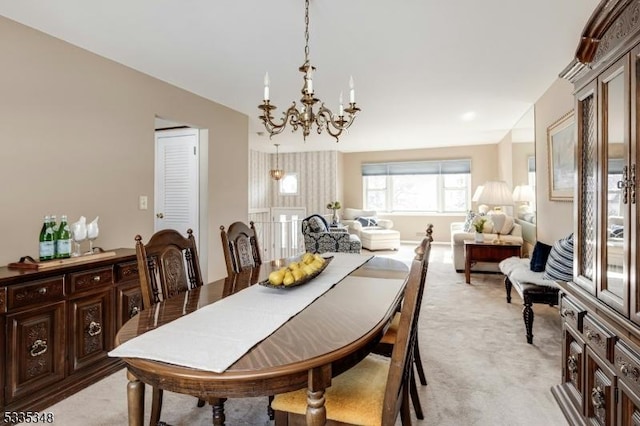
[451, 220, 523, 272]
[341, 208, 401, 251]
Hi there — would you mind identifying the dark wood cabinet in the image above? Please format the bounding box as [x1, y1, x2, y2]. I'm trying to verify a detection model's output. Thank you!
[0, 248, 138, 416]
[553, 1, 640, 424]
[5, 301, 66, 404]
[68, 289, 113, 374]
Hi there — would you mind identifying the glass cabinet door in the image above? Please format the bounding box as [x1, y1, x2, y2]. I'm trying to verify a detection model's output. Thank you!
[598, 56, 629, 315]
[575, 81, 598, 296]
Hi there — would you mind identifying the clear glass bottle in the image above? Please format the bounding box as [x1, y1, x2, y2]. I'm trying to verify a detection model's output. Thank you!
[55, 215, 72, 259]
[39, 215, 55, 261]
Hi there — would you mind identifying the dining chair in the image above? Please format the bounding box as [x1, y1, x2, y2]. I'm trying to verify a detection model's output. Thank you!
[270, 241, 424, 426]
[374, 224, 433, 420]
[220, 221, 262, 276]
[220, 221, 274, 419]
[135, 228, 209, 425]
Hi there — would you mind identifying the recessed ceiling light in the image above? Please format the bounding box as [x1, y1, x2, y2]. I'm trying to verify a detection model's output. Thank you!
[461, 111, 476, 121]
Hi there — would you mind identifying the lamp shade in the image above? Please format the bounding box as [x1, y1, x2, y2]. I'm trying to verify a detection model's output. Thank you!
[477, 181, 513, 206]
[472, 185, 485, 202]
[512, 185, 535, 203]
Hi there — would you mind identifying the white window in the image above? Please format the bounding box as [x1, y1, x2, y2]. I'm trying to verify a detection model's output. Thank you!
[362, 160, 471, 213]
[279, 173, 298, 195]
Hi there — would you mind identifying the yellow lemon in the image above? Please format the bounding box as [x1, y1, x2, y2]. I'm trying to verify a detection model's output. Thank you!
[283, 271, 295, 286]
[288, 262, 299, 270]
[302, 264, 315, 276]
[292, 268, 305, 281]
[268, 270, 285, 285]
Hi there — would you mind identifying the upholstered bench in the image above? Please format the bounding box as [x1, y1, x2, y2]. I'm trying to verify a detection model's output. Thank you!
[360, 228, 401, 251]
[499, 257, 560, 344]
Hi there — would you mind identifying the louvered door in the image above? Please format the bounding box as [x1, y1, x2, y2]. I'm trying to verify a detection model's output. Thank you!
[154, 128, 199, 241]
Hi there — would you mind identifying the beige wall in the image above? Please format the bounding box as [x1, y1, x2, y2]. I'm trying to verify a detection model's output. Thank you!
[342, 144, 499, 243]
[0, 17, 249, 281]
[534, 78, 575, 244]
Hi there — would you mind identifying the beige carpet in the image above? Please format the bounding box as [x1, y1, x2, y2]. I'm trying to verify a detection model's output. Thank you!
[28, 244, 567, 425]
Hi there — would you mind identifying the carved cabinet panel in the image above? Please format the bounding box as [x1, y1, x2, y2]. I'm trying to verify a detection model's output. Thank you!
[585, 348, 616, 425]
[115, 281, 142, 331]
[562, 324, 586, 414]
[5, 301, 65, 403]
[68, 290, 113, 374]
[619, 380, 640, 425]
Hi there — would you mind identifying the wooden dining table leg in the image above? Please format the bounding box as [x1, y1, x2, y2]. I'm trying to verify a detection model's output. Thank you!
[126, 370, 145, 426]
[306, 365, 331, 426]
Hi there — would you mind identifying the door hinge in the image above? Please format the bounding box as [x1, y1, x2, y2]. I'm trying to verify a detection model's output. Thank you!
[615, 387, 619, 404]
[193, 146, 196, 155]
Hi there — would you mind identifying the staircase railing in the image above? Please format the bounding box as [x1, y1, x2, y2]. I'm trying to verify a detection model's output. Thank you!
[249, 216, 305, 262]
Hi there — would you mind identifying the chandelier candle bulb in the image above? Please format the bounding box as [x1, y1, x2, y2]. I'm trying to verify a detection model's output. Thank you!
[349, 76, 355, 103]
[264, 72, 270, 101]
[339, 92, 344, 116]
[306, 67, 313, 94]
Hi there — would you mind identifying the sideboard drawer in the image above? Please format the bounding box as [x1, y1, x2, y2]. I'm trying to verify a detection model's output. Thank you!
[615, 342, 640, 396]
[114, 261, 139, 283]
[7, 277, 65, 310]
[560, 294, 586, 332]
[69, 267, 114, 293]
[583, 315, 617, 362]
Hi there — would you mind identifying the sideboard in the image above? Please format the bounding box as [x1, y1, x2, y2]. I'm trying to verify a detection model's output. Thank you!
[0, 249, 141, 418]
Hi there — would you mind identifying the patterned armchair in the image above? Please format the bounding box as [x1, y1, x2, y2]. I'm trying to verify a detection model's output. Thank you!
[301, 214, 361, 254]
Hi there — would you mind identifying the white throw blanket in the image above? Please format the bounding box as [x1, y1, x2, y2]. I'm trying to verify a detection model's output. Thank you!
[109, 253, 374, 373]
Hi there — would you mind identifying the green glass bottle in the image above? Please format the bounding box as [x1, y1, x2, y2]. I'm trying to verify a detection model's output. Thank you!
[55, 215, 72, 259]
[39, 215, 55, 261]
[50, 215, 58, 258]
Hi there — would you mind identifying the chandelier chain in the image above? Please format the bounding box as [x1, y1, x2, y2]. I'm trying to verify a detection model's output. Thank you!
[304, 0, 310, 64]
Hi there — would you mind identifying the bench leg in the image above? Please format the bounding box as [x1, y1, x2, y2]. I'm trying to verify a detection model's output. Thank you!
[522, 295, 534, 344]
[504, 276, 512, 303]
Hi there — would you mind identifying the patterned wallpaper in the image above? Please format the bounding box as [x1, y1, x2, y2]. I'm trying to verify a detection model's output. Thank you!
[249, 149, 338, 218]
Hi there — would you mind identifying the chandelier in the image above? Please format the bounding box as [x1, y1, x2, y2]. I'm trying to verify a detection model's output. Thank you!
[270, 144, 285, 181]
[258, 0, 360, 143]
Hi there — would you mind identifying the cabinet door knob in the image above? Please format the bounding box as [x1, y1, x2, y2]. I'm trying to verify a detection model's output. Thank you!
[87, 321, 102, 337]
[620, 363, 639, 379]
[92, 275, 101, 282]
[130, 306, 140, 318]
[29, 339, 48, 357]
[562, 309, 575, 319]
[38, 287, 47, 295]
[156, 213, 164, 219]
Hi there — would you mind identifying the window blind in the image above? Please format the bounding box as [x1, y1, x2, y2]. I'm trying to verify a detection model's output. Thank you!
[361, 159, 471, 176]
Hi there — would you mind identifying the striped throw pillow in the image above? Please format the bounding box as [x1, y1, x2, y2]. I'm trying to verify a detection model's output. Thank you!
[543, 234, 574, 282]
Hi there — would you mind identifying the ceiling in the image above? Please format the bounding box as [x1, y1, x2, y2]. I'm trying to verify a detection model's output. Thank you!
[0, 0, 600, 153]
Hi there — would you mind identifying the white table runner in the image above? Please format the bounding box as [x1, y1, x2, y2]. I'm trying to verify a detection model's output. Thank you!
[109, 253, 373, 373]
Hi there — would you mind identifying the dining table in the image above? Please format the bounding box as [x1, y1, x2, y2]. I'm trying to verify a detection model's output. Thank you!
[112, 253, 409, 426]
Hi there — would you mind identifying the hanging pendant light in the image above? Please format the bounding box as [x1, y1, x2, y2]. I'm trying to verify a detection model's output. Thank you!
[258, 0, 360, 143]
[270, 144, 285, 181]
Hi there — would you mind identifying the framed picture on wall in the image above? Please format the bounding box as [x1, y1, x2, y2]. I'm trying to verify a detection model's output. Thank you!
[547, 110, 575, 201]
